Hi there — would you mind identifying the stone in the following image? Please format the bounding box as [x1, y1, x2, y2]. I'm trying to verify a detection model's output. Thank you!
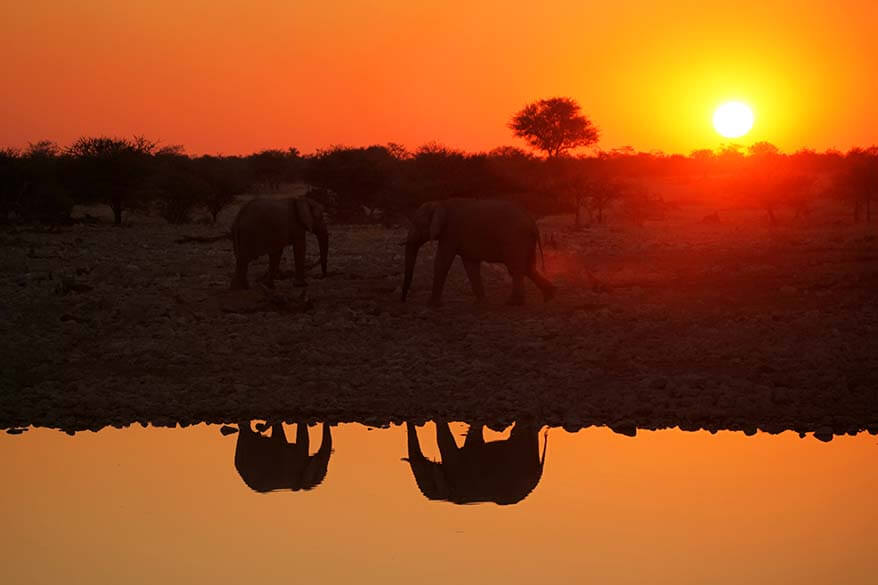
[813, 426, 834, 442]
[610, 420, 637, 437]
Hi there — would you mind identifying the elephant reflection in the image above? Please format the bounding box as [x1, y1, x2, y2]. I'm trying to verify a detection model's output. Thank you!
[404, 421, 547, 505]
[234, 421, 332, 493]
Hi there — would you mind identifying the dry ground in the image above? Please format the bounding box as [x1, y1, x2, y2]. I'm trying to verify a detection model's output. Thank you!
[1, 199, 876, 440]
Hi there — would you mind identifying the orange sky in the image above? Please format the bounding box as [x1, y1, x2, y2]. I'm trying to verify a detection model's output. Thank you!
[3, 1, 877, 155]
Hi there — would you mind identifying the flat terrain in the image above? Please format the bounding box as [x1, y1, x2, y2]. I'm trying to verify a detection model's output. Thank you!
[1, 201, 877, 439]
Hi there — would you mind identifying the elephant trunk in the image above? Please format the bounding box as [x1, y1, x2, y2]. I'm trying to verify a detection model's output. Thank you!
[315, 225, 329, 276]
[401, 240, 421, 302]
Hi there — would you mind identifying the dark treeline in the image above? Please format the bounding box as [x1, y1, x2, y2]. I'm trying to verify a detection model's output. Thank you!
[1, 137, 876, 226]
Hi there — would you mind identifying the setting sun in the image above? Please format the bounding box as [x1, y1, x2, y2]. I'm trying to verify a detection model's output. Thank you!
[713, 101, 755, 139]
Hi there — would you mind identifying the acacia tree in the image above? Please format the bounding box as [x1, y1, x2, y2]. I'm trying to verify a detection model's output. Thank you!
[66, 136, 157, 225]
[509, 97, 599, 158]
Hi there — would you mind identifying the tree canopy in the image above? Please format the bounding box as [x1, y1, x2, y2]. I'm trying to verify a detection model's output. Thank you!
[509, 97, 599, 158]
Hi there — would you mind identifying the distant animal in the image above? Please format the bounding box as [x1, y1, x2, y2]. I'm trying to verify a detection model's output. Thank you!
[404, 421, 547, 505]
[234, 421, 332, 493]
[401, 198, 555, 305]
[230, 197, 328, 289]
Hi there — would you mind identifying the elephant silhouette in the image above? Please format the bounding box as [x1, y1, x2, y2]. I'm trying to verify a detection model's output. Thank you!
[234, 421, 332, 493]
[404, 421, 547, 505]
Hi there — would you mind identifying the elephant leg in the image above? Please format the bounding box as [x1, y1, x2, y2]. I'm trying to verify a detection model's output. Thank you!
[295, 423, 310, 456]
[291, 235, 307, 287]
[464, 424, 485, 447]
[462, 259, 485, 301]
[506, 269, 526, 305]
[429, 243, 456, 306]
[319, 422, 332, 454]
[436, 421, 460, 464]
[262, 248, 282, 288]
[406, 422, 426, 461]
[509, 424, 543, 471]
[528, 267, 556, 302]
[270, 422, 288, 443]
[232, 257, 250, 289]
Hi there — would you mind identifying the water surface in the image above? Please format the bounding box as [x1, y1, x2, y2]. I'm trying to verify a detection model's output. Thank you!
[1, 423, 876, 584]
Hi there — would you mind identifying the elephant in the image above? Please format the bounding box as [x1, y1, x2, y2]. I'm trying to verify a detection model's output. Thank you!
[234, 421, 332, 493]
[403, 421, 547, 505]
[401, 198, 556, 305]
[230, 196, 328, 289]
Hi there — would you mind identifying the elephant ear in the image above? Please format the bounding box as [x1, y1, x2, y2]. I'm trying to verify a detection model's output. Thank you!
[295, 197, 316, 232]
[429, 204, 447, 240]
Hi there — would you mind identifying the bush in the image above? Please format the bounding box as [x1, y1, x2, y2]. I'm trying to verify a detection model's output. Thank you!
[65, 136, 157, 225]
[304, 145, 401, 220]
[0, 142, 74, 224]
[152, 150, 211, 224]
[193, 155, 251, 223]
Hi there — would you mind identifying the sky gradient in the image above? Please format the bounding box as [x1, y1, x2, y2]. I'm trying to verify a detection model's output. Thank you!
[3, 1, 877, 155]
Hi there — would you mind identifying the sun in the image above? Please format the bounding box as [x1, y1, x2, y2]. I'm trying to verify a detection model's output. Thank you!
[713, 101, 754, 138]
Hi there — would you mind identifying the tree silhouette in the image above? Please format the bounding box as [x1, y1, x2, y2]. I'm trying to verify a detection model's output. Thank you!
[841, 147, 878, 222]
[509, 97, 599, 158]
[748, 141, 780, 157]
[193, 155, 250, 223]
[247, 148, 301, 192]
[19, 141, 72, 222]
[304, 145, 399, 218]
[66, 136, 156, 225]
[152, 147, 211, 224]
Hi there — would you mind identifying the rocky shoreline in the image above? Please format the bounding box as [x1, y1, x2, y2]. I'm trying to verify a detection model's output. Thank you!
[2, 211, 876, 441]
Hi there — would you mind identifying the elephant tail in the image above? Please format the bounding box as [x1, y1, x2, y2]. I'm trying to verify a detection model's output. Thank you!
[539, 428, 548, 470]
[536, 229, 546, 272]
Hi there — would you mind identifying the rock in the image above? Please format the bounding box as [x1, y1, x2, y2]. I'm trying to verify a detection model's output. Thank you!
[610, 420, 637, 437]
[761, 424, 785, 435]
[813, 426, 834, 442]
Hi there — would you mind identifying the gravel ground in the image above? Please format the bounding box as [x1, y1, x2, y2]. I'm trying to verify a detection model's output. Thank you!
[1, 203, 877, 441]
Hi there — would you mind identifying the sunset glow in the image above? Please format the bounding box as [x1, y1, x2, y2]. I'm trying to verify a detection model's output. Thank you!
[2, 1, 878, 154]
[713, 102, 754, 138]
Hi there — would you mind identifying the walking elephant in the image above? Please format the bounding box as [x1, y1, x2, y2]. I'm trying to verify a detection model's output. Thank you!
[401, 198, 556, 305]
[234, 421, 333, 493]
[231, 196, 328, 289]
[404, 421, 547, 505]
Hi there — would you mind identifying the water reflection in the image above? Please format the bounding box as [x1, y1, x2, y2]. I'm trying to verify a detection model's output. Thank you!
[2, 423, 877, 584]
[405, 421, 547, 505]
[234, 421, 332, 493]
